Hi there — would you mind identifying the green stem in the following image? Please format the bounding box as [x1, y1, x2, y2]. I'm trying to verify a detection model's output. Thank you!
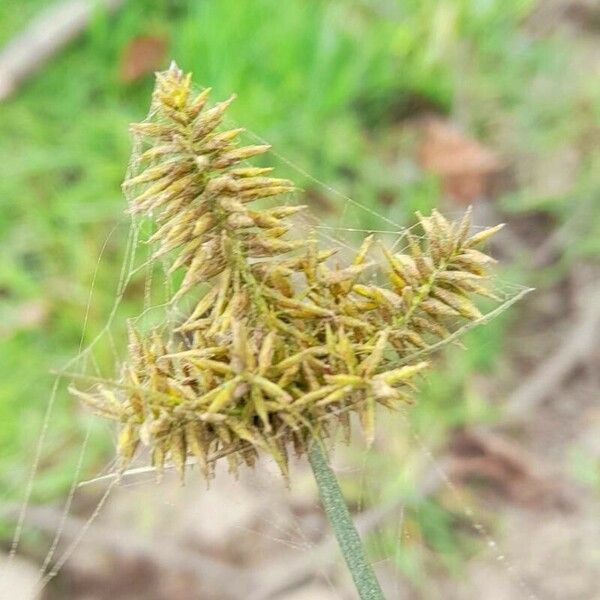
[308, 441, 385, 600]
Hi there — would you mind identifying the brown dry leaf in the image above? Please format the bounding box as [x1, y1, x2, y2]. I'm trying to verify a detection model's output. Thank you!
[566, 0, 600, 32]
[449, 429, 574, 510]
[120, 35, 168, 83]
[418, 117, 505, 204]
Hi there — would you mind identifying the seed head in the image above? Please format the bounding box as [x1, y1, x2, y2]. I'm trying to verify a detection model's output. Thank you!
[73, 65, 505, 482]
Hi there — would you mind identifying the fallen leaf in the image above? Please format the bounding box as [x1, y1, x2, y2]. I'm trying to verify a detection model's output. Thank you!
[449, 429, 574, 510]
[418, 117, 506, 204]
[120, 35, 168, 83]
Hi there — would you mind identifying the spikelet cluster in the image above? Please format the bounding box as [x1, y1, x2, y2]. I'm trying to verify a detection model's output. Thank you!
[71, 64, 504, 481]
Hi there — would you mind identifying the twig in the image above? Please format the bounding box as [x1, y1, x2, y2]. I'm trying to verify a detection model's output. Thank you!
[505, 280, 600, 421]
[0, 0, 123, 101]
[0, 503, 251, 595]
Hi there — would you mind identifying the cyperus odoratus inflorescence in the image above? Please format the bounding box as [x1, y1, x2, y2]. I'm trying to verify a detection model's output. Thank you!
[71, 64, 504, 481]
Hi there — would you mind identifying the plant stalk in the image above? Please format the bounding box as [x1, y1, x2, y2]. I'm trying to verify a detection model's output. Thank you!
[308, 440, 385, 600]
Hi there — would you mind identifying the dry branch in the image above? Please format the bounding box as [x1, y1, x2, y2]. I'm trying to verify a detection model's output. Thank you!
[505, 280, 600, 421]
[0, 503, 251, 595]
[0, 0, 123, 101]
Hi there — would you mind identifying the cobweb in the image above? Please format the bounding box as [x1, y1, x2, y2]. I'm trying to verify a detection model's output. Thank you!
[0, 76, 535, 600]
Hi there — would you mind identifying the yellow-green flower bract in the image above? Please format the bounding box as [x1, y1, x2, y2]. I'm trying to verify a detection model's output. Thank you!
[72, 64, 504, 482]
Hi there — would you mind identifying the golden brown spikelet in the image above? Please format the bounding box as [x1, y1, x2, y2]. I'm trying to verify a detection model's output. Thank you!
[73, 64, 506, 482]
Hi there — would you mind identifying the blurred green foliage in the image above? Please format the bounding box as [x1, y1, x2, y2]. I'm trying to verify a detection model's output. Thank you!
[0, 0, 598, 587]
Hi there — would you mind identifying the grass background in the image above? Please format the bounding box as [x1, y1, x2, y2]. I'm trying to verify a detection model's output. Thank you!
[1, 0, 598, 591]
